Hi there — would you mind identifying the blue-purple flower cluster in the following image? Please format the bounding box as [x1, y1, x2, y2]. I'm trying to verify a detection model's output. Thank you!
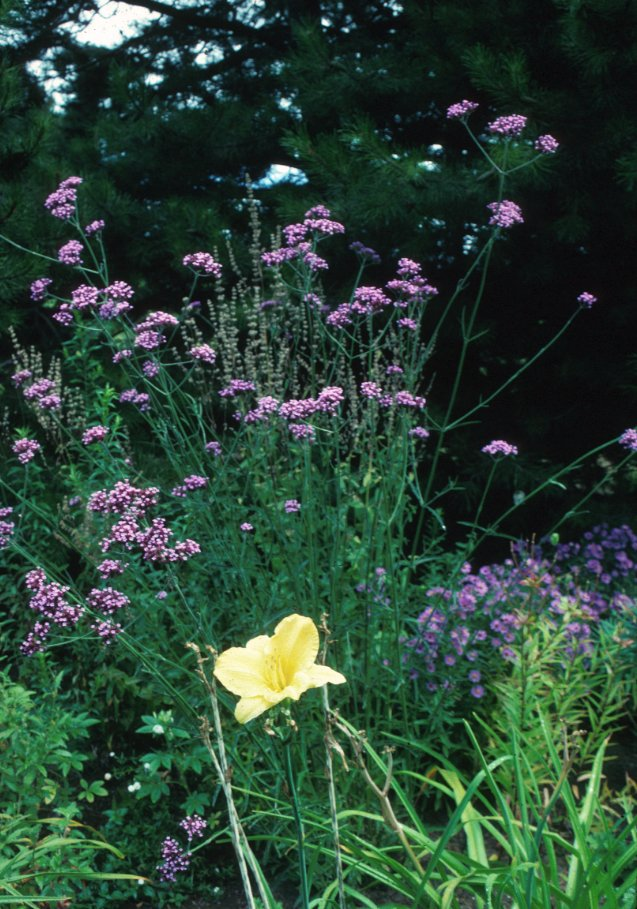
[403, 524, 636, 697]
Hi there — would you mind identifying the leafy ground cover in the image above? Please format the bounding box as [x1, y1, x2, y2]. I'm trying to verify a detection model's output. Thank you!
[1, 102, 636, 909]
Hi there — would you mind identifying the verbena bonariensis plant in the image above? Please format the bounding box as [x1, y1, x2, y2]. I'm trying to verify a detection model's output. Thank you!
[1, 101, 636, 907]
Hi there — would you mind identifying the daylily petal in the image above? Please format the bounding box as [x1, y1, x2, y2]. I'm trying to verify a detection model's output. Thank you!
[273, 614, 319, 679]
[214, 646, 269, 696]
[303, 664, 347, 689]
[235, 695, 271, 724]
[245, 635, 271, 654]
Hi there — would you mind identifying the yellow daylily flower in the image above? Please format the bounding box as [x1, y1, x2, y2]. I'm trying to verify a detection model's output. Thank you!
[214, 614, 346, 723]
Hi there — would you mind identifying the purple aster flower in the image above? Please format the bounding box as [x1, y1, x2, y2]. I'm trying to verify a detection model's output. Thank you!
[534, 134, 559, 154]
[619, 429, 637, 452]
[487, 200, 524, 228]
[182, 252, 222, 277]
[446, 100, 479, 119]
[30, 278, 52, 301]
[58, 240, 84, 265]
[577, 291, 597, 309]
[482, 439, 519, 457]
[487, 114, 527, 137]
[12, 438, 41, 464]
[470, 685, 485, 698]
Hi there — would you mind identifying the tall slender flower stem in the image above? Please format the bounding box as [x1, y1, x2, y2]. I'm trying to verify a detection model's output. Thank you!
[282, 736, 311, 909]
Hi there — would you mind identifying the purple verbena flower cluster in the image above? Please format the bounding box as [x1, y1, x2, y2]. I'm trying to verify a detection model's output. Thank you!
[87, 586, 130, 616]
[350, 240, 381, 263]
[97, 559, 126, 578]
[446, 100, 479, 119]
[44, 176, 82, 220]
[486, 200, 524, 229]
[188, 344, 217, 364]
[50, 281, 134, 325]
[30, 278, 52, 301]
[218, 379, 256, 398]
[84, 219, 105, 235]
[577, 291, 597, 309]
[261, 205, 344, 271]
[179, 814, 208, 841]
[21, 378, 61, 411]
[284, 499, 301, 513]
[134, 311, 179, 351]
[0, 507, 15, 549]
[482, 439, 519, 457]
[157, 837, 191, 883]
[182, 252, 222, 277]
[535, 134, 559, 154]
[619, 428, 637, 452]
[327, 257, 437, 327]
[119, 389, 150, 412]
[58, 240, 84, 266]
[82, 425, 109, 445]
[89, 479, 200, 563]
[171, 475, 208, 497]
[12, 438, 41, 464]
[20, 569, 84, 655]
[487, 114, 528, 137]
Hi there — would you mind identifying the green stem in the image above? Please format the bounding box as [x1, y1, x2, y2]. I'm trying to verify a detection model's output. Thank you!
[282, 737, 310, 909]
